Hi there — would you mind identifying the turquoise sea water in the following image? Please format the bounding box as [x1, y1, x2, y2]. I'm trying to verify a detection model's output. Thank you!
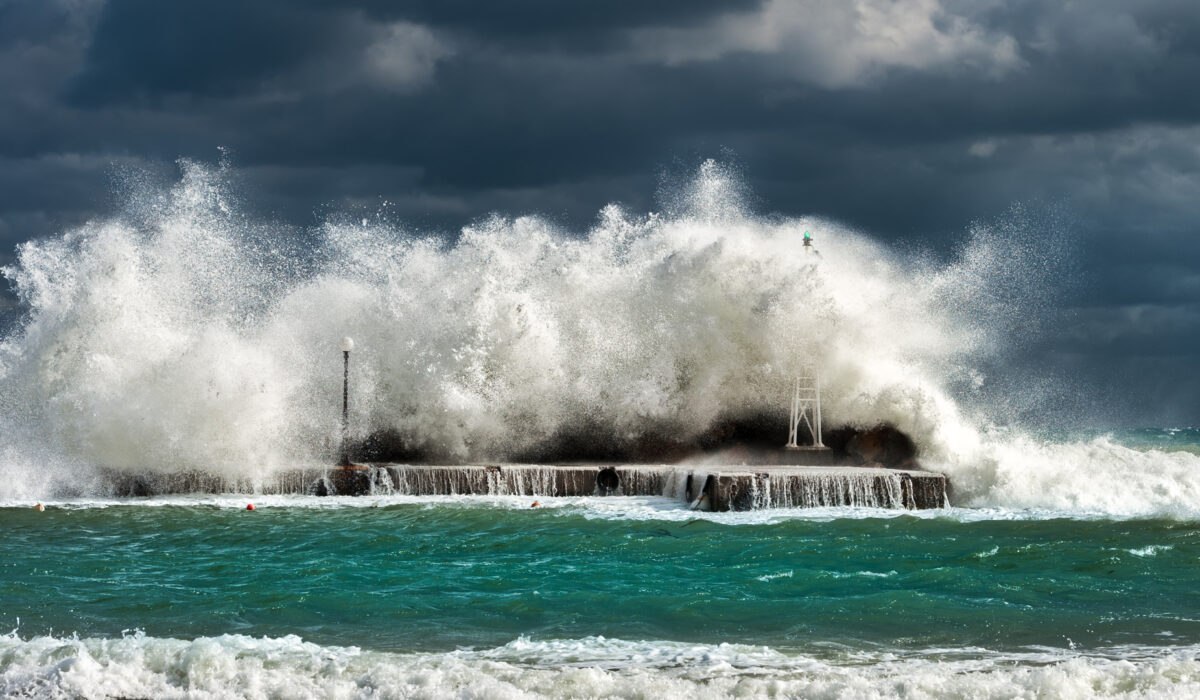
[5, 503, 1200, 654]
[4, 494, 1200, 698]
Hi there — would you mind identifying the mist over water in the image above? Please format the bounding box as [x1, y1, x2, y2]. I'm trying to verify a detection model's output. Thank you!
[0, 158, 1196, 515]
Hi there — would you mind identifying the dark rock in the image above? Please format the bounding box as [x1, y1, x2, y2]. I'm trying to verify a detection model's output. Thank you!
[326, 466, 371, 496]
[310, 477, 330, 496]
[346, 412, 922, 470]
[354, 428, 440, 464]
[844, 426, 919, 469]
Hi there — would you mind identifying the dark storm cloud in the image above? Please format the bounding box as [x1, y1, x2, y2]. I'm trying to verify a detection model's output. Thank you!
[347, 0, 765, 46]
[66, 1, 348, 104]
[1, 0, 1199, 421]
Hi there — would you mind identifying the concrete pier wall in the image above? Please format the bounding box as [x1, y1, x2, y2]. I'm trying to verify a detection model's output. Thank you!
[96, 468, 329, 498]
[96, 463, 947, 510]
[384, 465, 675, 497]
[697, 467, 947, 510]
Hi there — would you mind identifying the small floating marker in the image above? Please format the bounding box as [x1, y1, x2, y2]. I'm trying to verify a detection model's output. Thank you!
[531, 500, 540, 508]
[246, 503, 256, 511]
[33, 503, 44, 512]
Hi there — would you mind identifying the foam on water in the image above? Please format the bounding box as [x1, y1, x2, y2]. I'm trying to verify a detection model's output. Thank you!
[0, 494, 1168, 525]
[1, 158, 1198, 517]
[4, 631, 1200, 699]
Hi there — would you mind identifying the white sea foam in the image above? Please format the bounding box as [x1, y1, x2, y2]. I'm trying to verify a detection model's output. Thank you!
[0, 493, 1178, 526]
[755, 570, 794, 581]
[3, 631, 1200, 700]
[1, 158, 1198, 518]
[1127, 545, 1174, 557]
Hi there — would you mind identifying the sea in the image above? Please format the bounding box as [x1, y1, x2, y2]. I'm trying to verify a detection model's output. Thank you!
[2, 162, 1199, 697]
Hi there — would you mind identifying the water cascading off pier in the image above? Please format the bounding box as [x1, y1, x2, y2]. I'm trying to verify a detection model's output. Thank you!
[98, 464, 948, 510]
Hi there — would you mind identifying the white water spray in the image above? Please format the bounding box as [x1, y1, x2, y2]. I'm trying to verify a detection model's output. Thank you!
[0, 158, 1197, 515]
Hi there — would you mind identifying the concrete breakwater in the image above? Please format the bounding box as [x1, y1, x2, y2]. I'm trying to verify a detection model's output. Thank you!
[100, 464, 948, 510]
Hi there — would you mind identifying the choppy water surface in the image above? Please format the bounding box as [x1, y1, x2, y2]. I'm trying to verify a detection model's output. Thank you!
[4, 498, 1200, 698]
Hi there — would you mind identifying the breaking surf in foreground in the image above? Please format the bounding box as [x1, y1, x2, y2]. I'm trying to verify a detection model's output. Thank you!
[6, 632, 1200, 699]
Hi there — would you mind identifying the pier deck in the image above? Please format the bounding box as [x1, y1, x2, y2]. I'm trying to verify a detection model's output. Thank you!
[103, 463, 949, 510]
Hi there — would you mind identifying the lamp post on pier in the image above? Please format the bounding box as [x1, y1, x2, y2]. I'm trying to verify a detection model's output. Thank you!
[339, 336, 354, 467]
[313, 335, 372, 496]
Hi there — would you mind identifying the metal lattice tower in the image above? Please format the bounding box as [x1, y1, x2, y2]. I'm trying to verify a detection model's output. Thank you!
[786, 367, 824, 449]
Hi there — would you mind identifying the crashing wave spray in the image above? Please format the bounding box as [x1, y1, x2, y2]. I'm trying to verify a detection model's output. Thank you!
[0, 157, 1197, 515]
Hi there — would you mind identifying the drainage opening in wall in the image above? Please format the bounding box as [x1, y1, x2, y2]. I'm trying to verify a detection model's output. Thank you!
[596, 467, 620, 494]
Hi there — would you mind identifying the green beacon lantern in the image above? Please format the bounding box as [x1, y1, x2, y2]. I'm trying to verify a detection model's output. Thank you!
[802, 231, 813, 249]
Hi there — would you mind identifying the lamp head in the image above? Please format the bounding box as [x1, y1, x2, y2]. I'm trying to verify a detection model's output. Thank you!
[340, 337, 355, 352]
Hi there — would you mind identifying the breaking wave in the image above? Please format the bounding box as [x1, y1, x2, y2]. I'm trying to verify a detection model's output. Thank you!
[3, 631, 1199, 699]
[1, 157, 1197, 515]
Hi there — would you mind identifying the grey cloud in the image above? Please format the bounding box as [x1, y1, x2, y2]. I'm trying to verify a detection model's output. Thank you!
[1064, 303, 1200, 361]
[626, 0, 1023, 87]
[0, 153, 128, 242]
[360, 21, 454, 91]
[66, 0, 348, 104]
[343, 0, 764, 48]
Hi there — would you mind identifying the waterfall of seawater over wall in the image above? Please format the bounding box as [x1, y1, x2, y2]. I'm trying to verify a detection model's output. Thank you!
[95, 468, 330, 497]
[385, 466, 672, 498]
[390, 466, 560, 496]
[80, 463, 948, 510]
[744, 472, 942, 509]
[321, 464, 945, 510]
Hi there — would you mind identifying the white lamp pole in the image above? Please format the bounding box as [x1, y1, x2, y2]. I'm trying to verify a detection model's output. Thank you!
[339, 336, 354, 466]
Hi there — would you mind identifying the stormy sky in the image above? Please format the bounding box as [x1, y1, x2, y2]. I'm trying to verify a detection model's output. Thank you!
[1, 0, 1198, 424]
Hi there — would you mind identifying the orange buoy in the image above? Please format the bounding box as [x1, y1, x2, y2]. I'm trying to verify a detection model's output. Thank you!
[246, 504, 255, 511]
[531, 500, 540, 508]
[33, 503, 45, 512]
